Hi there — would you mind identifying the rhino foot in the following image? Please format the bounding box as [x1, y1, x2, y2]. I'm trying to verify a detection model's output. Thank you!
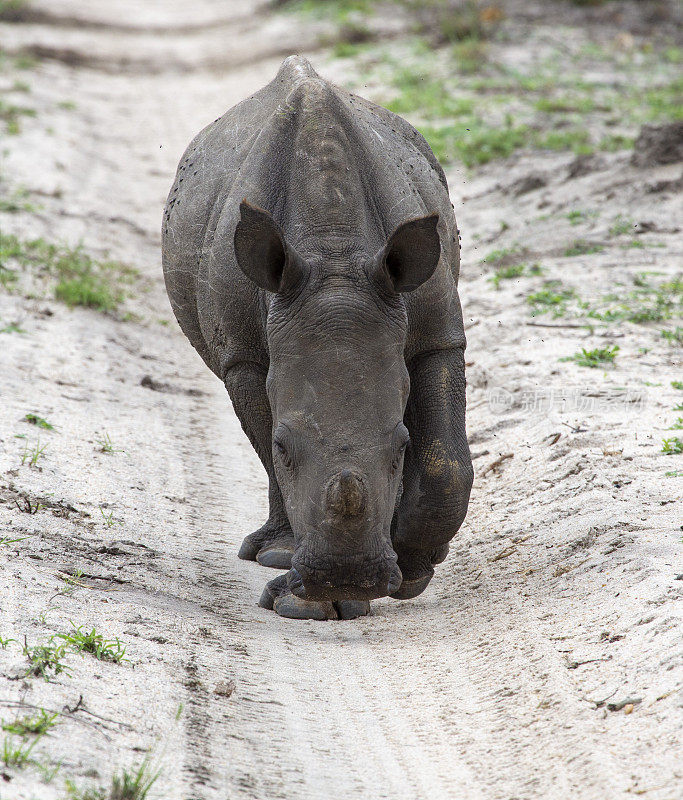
[389, 545, 448, 600]
[258, 573, 370, 621]
[238, 521, 295, 569]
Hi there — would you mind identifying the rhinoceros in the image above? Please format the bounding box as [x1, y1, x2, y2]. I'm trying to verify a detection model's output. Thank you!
[162, 55, 472, 620]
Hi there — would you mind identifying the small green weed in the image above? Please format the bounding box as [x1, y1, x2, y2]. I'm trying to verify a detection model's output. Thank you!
[56, 623, 127, 663]
[110, 759, 160, 800]
[561, 345, 619, 368]
[480, 244, 524, 266]
[0, 535, 27, 545]
[490, 263, 524, 288]
[1, 734, 42, 769]
[0, 0, 28, 19]
[566, 209, 598, 226]
[0, 97, 36, 135]
[672, 381, 683, 390]
[57, 568, 84, 595]
[65, 782, 107, 800]
[2, 709, 58, 736]
[15, 495, 43, 514]
[598, 133, 635, 152]
[20, 438, 46, 467]
[665, 470, 682, 477]
[662, 327, 683, 345]
[24, 413, 55, 430]
[66, 758, 160, 800]
[527, 283, 576, 317]
[100, 507, 121, 528]
[0, 635, 15, 648]
[534, 95, 595, 113]
[0, 320, 25, 333]
[96, 432, 123, 454]
[564, 240, 604, 257]
[609, 216, 634, 236]
[0, 186, 35, 213]
[489, 262, 542, 289]
[23, 639, 69, 680]
[662, 437, 683, 455]
[668, 418, 683, 430]
[535, 128, 591, 153]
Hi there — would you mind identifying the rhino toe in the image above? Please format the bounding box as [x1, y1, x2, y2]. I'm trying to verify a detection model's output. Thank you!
[256, 544, 294, 569]
[389, 573, 432, 600]
[239, 521, 294, 567]
[258, 573, 370, 621]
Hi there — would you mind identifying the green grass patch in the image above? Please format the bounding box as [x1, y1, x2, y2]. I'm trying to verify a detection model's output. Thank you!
[0, 185, 35, 213]
[534, 128, 592, 154]
[2, 709, 58, 737]
[609, 216, 634, 236]
[66, 758, 160, 800]
[598, 133, 634, 152]
[489, 262, 542, 289]
[560, 345, 618, 368]
[0, 97, 36, 134]
[421, 119, 530, 166]
[480, 243, 525, 266]
[23, 639, 70, 681]
[566, 209, 598, 226]
[0, 0, 28, 19]
[527, 281, 576, 317]
[56, 623, 127, 663]
[564, 239, 604, 257]
[534, 96, 596, 113]
[0, 320, 24, 333]
[585, 275, 681, 325]
[0, 233, 137, 312]
[1, 734, 42, 769]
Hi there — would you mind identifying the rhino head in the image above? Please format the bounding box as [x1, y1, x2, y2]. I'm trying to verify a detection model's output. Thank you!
[234, 200, 441, 602]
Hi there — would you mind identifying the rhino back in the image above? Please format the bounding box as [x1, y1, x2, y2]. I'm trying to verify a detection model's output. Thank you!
[162, 56, 462, 376]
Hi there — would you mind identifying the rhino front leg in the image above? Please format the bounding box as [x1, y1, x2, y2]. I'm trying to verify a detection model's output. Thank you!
[224, 363, 295, 569]
[391, 347, 473, 600]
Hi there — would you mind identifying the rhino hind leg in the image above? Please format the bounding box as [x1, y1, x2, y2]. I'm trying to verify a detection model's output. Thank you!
[390, 349, 473, 600]
[224, 363, 295, 569]
[259, 573, 370, 621]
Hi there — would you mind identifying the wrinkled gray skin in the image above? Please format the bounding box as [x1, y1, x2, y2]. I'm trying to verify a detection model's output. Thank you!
[162, 56, 473, 620]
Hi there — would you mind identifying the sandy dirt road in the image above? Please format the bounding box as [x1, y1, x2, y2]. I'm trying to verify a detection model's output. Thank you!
[0, 2, 681, 798]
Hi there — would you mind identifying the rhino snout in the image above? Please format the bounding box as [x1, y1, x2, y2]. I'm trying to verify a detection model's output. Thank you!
[325, 469, 367, 519]
[290, 554, 402, 602]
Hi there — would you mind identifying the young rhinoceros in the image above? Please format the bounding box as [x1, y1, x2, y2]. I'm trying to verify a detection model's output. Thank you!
[162, 55, 473, 620]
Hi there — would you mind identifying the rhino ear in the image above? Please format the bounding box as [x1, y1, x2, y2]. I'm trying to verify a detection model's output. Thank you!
[372, 213, 441, 293]
[234, 200, 305, 293]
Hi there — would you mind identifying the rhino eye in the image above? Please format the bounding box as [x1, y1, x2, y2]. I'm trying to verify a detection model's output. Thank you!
[391, 424, 410, 473]
[273, 437, 293, 470]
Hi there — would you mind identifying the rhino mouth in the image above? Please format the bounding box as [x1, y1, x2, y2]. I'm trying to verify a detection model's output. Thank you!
[288, 552, 402, 601]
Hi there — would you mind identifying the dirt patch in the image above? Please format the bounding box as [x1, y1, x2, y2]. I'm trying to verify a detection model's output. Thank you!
[0, 1, 681, 799]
